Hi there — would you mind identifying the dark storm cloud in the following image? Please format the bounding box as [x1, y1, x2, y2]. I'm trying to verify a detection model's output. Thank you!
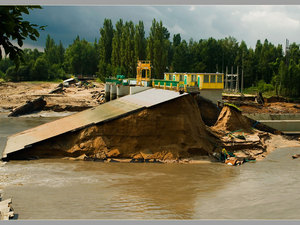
[22, 5, 300, 50]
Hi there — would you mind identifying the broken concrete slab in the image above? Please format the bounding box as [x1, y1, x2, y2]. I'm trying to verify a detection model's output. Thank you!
[3, 89, 189, 160]
[8, 96, 46, 117]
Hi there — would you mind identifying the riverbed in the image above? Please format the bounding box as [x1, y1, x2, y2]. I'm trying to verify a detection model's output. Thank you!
[1, 113, 300, 219]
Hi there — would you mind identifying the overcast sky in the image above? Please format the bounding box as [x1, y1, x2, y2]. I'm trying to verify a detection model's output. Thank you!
[21, 5, 300, 51]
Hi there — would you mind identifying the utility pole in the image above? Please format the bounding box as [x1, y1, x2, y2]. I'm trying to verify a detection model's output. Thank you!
[280, 38, 289, 96]
[225, 66, 228, 91]
[241, 52, 244, 94]
[222, 52, 224, 73]
[236, 66, 239, 92]
[230, 66, 233, 91]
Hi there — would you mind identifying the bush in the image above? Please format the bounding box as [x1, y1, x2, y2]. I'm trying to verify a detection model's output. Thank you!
[257, 80, 274, 93]
[0, 70, 5, 79]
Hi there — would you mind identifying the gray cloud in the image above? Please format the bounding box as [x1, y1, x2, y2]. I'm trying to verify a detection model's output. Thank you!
[22, 5, 300, 50]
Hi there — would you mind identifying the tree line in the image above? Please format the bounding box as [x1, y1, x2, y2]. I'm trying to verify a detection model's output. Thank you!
[1, 18, 300, 97]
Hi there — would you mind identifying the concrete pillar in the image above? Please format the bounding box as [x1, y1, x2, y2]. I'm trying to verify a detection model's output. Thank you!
[117, 85, 130, 98]
[105, 83, 110, 102]
[110, 84, 117, 100]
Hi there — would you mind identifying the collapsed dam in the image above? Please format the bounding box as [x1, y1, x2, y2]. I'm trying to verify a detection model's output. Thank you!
[2, 88, 218, 161]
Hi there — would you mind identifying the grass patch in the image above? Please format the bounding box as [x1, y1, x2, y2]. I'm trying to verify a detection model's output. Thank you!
[224, 103, 242, 112]
[95, 78, 104, 83]
[243, 86, 259, 95]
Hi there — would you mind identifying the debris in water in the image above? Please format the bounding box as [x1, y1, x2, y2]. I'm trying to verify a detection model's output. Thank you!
[0, 193, 14, 220]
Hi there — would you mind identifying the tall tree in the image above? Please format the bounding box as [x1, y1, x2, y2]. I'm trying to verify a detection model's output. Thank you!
[111, 19, 124, 75]
[98, 18, 114, 79]
[172, 39, 189, 72]
[64, 36, 98, 75]
[134, 21, 146, 61]
[147, 19, 170, 79]
[121, 21, 135, 76]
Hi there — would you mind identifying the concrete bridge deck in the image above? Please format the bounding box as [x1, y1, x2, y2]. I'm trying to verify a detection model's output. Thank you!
[245, 113, 300, 135]
[2, 88, 187, 159]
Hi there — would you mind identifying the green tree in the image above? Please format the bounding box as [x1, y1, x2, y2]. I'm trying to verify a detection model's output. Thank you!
[98, 18, 114, 79]
[44, 35, 65, 66]
[0, 6, 45, 66]
[64, 36, 98, 75]
[111, 19, 124, 75]
[31, 56, 49, 80]
[121, 21, 135, 76]
[134, 21, 146, 61]
[0, 58, 14, 74]
[147, 19, 170, 78]
[172, 39, 189, 72]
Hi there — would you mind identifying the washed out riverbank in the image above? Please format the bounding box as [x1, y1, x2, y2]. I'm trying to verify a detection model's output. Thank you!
[1, 81, 300, 163]
[0, 82, 104, 113]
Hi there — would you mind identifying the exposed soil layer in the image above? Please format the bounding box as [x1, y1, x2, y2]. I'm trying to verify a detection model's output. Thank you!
[194, 95, 220, 126]
[10, 95, 218, 161]
[0, 82, 104, 113]
[240, 102, 300, 114]
[212, 106, 253, 134]
[209, 105, 300, 162]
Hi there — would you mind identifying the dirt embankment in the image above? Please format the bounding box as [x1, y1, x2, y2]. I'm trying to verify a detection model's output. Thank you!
[9, 94, 300, 164]
[11, 95, 219, 162]
[0, 82, 104, 113]
[4, 84, 300, 163]
[210, 105, 300, 161]
[240, 102, 300, 114]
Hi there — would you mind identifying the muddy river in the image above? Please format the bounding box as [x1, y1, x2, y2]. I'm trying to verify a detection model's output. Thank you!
[1, 113, 300, 219]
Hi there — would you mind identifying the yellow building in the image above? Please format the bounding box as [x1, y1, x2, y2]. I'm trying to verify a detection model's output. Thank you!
[163, 72, 224, 90]
[136, 60, 151, 86]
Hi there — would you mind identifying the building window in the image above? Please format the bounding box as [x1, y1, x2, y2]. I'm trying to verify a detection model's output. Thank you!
[191, 75, 196, 82]
[169, 74, 172, 80]
[217, 75, 223, 83]
[210, 75, 216, 83]
[204, 75, 209, 83]
[179, 75, 184, 81]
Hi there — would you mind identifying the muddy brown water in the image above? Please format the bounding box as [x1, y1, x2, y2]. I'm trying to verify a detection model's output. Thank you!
[1, 113, 300, 219]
